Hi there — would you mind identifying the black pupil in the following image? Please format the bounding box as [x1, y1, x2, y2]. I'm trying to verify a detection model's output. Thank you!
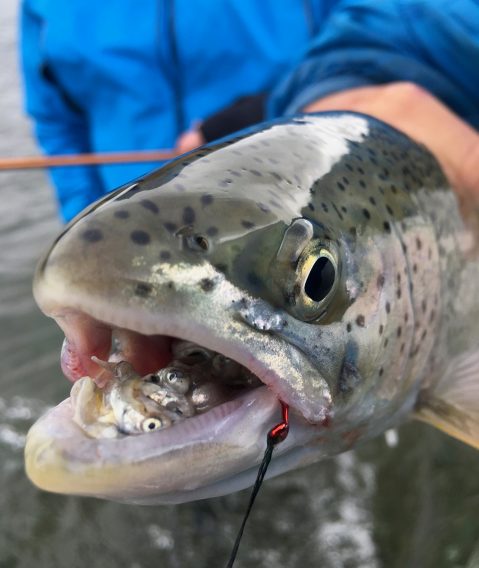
[304, 256, 336, 302]
[148, 422, 156, 429]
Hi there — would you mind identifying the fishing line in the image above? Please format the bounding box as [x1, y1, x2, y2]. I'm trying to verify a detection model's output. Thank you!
[226, 401, 289, 568]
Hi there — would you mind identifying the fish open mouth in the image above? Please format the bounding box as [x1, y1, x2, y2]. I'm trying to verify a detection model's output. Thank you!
[25, 307, 297, 503]
[54, 310, 281, 439]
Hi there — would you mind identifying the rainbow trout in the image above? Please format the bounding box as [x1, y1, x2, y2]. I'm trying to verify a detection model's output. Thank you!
[25, 113, 479, 504]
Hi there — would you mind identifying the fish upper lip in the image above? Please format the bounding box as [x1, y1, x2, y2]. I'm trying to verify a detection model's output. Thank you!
[52, 306, 283, 401]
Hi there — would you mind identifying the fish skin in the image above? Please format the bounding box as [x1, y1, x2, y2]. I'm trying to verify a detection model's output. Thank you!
[25, 112, 479, 504]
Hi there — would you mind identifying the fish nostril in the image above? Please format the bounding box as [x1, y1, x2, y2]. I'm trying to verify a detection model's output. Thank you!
[176, 226, 210, 252]
[193, 235, 209, 251]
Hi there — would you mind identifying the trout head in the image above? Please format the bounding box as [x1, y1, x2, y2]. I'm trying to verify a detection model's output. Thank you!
[26, 113, 441, 503]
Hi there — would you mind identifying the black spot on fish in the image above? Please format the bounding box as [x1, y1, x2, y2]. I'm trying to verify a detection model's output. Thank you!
[206, 226, 218, 237]
[321, 203, 329, 213]
[219, 178, 232, 187]
[337, 181, 345, 191]
[81, 229, 103, 243]
[379, 367, 384, 377]
[241, 220, 255, 229]
[383, 221, 392, 233]
[377, 274, 385, 289]
[346, 323, 352, 333]
[201, 194, 214, 206]
[182, 207, 196, 224]
[160, 250, 171, 261]
[362, 208, 371, 220]
[385, 301, 391, 314]
[386, 205, 394, 215]
[140, 199, 159, 214]
[308, 203, 315, 211]
[356, 314, 365, 327]
[369, 196, 377, 206]
[230, 170, 242, 177]
[250, 170, 262, 177]
[422, 299, 427, 313]
[357, 167, 365, 175]
[199, 278, 216, 292]
[379, 324, 384, 335]
[130, 230, 151, 245]
[359, 180, 366, 189]
[397, 326, 402, 337]
[174, 183, 186, 192]
[135, 282, 152, 297]
[341, 206, 348, 213]
[114, 210, 130, 219]
[416, 237, 423, 250]
[342, 176, 350, 185]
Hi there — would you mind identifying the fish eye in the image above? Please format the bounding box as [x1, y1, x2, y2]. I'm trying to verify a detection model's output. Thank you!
[287, 241, 340, 322]
[165, 370, 190, 394]
[141, 417, 163, 432]
[304, 255, 336, 302]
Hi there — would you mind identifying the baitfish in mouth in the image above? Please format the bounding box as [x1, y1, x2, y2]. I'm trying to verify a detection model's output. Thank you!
[72, 339, 263, 439]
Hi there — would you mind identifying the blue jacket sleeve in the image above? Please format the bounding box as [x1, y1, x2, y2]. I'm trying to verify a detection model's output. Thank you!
[268, 0, 479, 129]
[20, 1, 106, 222]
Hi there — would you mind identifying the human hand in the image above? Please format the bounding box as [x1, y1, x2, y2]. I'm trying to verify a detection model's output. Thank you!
[305, 82, 479, 202]
[175, 128, 206, 156]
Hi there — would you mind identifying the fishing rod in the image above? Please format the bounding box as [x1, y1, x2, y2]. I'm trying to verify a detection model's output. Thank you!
[0, 149, 177, 171]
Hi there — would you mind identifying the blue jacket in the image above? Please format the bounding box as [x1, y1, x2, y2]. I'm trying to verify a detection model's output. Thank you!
[21, 0, 479, 221]
[269, 0, 479, 128]
[21, 0, 336, 221]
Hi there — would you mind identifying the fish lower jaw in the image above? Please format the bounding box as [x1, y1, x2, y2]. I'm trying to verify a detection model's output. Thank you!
[25, 386, 288, 503]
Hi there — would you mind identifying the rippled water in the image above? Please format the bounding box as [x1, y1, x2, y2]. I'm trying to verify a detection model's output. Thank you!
[1, 2, 478, 567]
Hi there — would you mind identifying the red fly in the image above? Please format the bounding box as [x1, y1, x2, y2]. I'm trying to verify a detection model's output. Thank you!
[226, 401, 290, 567]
